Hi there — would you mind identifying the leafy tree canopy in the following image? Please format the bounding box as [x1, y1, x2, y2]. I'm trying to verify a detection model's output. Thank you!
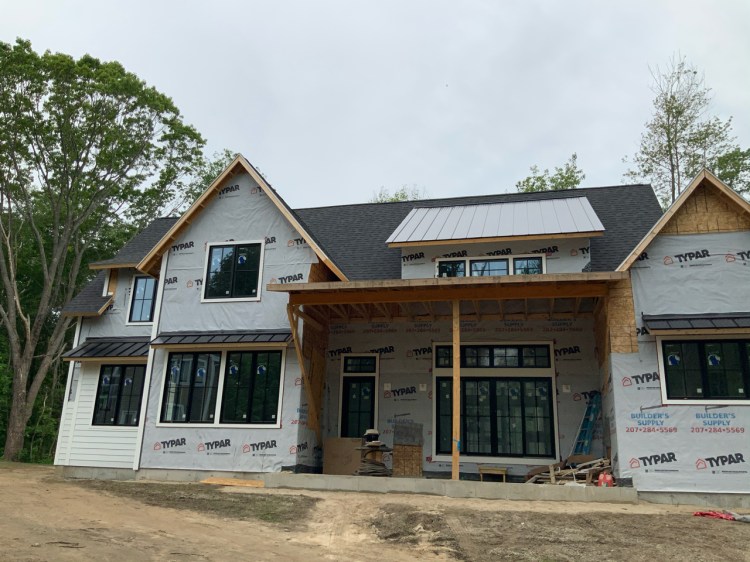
[370, 184, 426, 203]
[0, 39, 205, 459]
[624, 55, 748, 205]
[516, 153, 585, 193]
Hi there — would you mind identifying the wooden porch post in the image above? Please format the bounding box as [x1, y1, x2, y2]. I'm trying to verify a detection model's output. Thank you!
[452, 300, 461, 480]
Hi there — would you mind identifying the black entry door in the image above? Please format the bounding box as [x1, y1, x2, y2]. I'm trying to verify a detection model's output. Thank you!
[341, 376, 375, 438]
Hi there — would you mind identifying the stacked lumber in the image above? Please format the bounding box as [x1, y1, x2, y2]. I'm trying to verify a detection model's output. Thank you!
[525, 458, 611, 485]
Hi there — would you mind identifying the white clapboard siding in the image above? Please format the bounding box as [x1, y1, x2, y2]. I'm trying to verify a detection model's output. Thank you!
[61, 363, 140, 469]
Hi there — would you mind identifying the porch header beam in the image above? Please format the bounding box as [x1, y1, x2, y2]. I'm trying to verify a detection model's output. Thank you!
[286, 282, 609, 306]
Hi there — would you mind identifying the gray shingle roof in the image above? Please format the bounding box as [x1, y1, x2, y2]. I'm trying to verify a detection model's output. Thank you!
[91, 217, 178, 267]
[295, 184, 662, 280]
[62, 271, 112, 316]
[152, 330, 291, 345]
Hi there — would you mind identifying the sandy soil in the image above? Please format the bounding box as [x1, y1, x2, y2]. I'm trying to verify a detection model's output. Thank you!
[1, 463, 749, 561]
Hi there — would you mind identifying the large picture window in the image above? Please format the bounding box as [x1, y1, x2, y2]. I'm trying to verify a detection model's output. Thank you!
[93, 365, 146, 426]
[204, 242, 262, 300]
[661, 339, 750, 401]
[436, 377, 554, 458]
[161, 353, 222, 423]
[129, 276, 157, 323]
[221, 351, 282, 424]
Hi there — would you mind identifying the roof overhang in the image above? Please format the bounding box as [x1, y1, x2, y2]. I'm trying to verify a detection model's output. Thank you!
[388, 231, 602, 249]
[89, 262, 138, 270]
[61, 295, 114, 318]
[268, 272, 627, 306]
[643, 313, 750, 336]
[63, 337, 150, 362]
[151, 330, 292, 349]
[136, 155, 348, 281]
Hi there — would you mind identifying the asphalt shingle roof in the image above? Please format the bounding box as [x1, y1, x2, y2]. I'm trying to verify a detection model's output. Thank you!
[62, 271, 112, 316]
[91, 217, 178, 267]
[295, 184, 663, 280]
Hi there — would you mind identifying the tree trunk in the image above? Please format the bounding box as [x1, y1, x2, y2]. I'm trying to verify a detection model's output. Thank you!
[3, 374, 31, 460]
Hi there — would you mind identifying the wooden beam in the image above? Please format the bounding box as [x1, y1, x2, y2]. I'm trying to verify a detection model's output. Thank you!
[452, 300, 461, 481]
[472, 300, 481, 321]
[286, 305, 320, 440]
[294, 307, 323, 332]
[288, 283, 609, 306]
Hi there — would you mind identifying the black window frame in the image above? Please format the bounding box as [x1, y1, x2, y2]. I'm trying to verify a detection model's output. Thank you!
[92, 364, 147, 426]
[220, 350, 283, 424]
[436, 376, 555, 458]
[469, 258, 509, 277]
[436, 254, 545, 278]
[160, 352, 222, 423]
[128, 275, 157, 323]
[661, 339, 750, 402]
[434, 344, 551, 369]
[340, 376, 376, 438]
[513, 256, 544, 275]
[204, 242, 263, 300]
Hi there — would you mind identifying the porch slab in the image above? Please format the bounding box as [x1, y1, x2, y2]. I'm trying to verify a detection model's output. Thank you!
[258, 473, 638, 504]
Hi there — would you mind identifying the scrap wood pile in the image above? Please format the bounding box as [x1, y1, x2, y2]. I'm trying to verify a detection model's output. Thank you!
[355, 457, 392, 477]
[525, 457, 611, 485]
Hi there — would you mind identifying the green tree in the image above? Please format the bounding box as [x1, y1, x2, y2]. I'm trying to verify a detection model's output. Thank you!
[515, 153, 585, 193]
[711, 148, 750, 196]
[624, 56, 744, 205]
[166, 149, 238, 215]
[370, 184, 426, 203]
[0, 39, 204, 460]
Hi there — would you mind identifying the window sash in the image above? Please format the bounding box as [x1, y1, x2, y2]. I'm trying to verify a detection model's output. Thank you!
[435, 255, 545, 278]
[662, 340, 750, 401]
[436, 376, 554, 457]
[92, 365, 146, 426]
[341, 376, 375, 438]
[221, 350, 282, 424]
[129, 276, 156, 323]
[161, 352, 221, 423]
[205, 243, 261, 299]
[513, 257, 543, 275]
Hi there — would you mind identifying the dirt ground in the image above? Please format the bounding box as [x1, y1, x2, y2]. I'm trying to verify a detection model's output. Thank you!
[1, 463, 750, 561]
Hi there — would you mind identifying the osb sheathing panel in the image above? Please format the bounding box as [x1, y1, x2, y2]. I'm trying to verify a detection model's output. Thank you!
[607, 277, 638, 354]
[594, 298, 609, 369]
[308, 261, 339, 283]
[661, 182, 750, 235]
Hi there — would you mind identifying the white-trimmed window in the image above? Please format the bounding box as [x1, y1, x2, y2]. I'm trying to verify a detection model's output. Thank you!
[128, 275, 157, 323]
[158, 348, 285, 428]
[339, 354, 379, 438]
[658, 338, 750, 405]
[436, 255, 545, 278]
[203, 241, 264, 301]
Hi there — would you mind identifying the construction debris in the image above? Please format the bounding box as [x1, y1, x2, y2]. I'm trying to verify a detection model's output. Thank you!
[525, 458, 611, 485]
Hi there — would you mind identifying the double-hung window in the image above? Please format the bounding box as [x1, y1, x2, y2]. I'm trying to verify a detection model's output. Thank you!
[204, 242, 263, 300]
[660, 339, 750, 403]
[128, 276, 157, 323]
[92, 365, 146, 426]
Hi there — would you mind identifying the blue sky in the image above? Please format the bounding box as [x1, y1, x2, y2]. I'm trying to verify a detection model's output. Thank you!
[2, 0, 748, 208]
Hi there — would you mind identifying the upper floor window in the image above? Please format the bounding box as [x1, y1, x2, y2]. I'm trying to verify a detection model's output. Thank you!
[661, 339, 750, 402]
[435, 344, 551, 369]
[93, 365, 146, 426]
[204, 242, 263, 300]
[436, 255, 545, 278]
[129, 276, 157, 323]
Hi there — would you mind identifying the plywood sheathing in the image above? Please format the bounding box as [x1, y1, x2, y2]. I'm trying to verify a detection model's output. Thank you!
[606, 277, 638, 354]
[660, 182, 750, 234]
[593, 297, 609, 369]
[391, 444, 423, 477]
[308, 261, 339, 283]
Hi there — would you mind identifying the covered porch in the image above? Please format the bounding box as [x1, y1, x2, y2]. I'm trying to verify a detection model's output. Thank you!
[269, 272, 633, 480]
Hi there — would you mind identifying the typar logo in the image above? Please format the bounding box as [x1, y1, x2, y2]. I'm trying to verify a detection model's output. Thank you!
[486, 248, 512, 256]
[665, 249, 711, 265]
[531, 245, 559, 255]
[629, 452, 677, 469]
[735, 250, 750, 261]
[573, 390, 600, 402]
[328, 347, 352, 358]
[250, 186, 264, 195]
[621, 372, 659, 388]
[163, 276, 178, 290]
[402, 252, 425, 263]
[432, 250, 467, 262]
[272, 273, 304, 284]
[171, 241, 195, 253]
[636, 252, 649, 262]
[218, 184, 240, 197]
[197, 439, 232, 454]
[384, 386, 417, 399]
[289, 442, 308, 455]
[407, 347, 432, 358]
[186, 278, 203, 289]
[369, 345, 395, 355]
[554, 346, 581, 357]
[696, 453, 745, 470]
[287, 237, 307, 247]
[153, 437, 187, 453]
[242, 440, 278, 454]
[265, 236, 276, 245]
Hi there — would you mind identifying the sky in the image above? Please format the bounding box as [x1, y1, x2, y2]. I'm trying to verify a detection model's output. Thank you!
[2, 0, 749, 209]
